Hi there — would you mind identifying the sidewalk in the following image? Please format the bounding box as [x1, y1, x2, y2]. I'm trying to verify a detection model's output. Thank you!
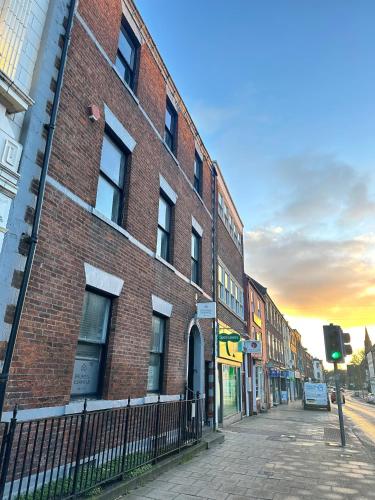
[121, 401, 375, 500]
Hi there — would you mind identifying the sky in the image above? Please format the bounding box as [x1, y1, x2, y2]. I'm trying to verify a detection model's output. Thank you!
[135, 0, 375, 362]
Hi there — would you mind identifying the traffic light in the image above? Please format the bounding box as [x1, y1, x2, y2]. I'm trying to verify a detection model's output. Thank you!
[343, 332, 352, 356]
[323, 324, 344, 363]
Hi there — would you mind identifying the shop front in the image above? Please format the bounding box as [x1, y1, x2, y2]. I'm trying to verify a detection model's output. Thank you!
[280, 370, 289, 403]
[269, 367, 281, 406]
[217, 321, 243, 424]
[288, 370, 296, 401]
[295, 370, 302, 398]
[255, 362, 265, 410]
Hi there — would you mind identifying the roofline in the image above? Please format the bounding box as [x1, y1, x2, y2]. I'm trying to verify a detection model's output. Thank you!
[246, 274, 267, 297]
[214, 161, 244, 228]
[124, 0, 213, 168]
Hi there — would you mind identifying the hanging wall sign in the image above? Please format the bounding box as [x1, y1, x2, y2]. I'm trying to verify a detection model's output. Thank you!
[196, 302, 216, 319]
[241, 340, 262, 354]
[218, 333, 241, 343]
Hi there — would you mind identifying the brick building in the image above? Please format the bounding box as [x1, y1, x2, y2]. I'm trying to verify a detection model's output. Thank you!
[215, 164, 246, 424]
[1, 0, 223, 421]
[265, 293, 286, 406]
[244, 276, 268, 414]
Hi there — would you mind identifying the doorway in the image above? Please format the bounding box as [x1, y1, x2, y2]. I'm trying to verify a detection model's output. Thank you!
[187, 325, 203, 400]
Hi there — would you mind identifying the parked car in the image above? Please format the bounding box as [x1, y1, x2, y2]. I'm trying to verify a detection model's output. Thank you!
[365, 393, 375, 404]
[331, 389, 345, 404]
[353, 391, 360, 397]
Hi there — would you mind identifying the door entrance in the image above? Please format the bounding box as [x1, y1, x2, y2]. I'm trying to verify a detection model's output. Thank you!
[187, 325, 203, 400]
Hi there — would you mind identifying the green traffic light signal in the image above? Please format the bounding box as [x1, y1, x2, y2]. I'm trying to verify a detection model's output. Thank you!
[323, 324, 345, 363]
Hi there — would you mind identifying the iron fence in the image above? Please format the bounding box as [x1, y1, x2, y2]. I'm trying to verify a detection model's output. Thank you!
[0, 394, 202, 499]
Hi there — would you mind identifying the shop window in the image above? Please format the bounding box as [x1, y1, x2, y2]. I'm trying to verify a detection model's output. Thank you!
[221, 364, 240, 418]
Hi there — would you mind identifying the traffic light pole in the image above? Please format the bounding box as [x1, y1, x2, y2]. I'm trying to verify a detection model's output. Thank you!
[334, 362, 346, 447]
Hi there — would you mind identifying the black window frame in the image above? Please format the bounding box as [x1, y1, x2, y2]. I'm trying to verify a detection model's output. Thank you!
[115, 18, 139, 90]
[71, 287, 113, 400]
[156, 191, 173, 263]
[191, 228, 201, 286]
[193, 152, 203, 194]
[147, 313, 167, 394]
[96, 128, 128, 225]
[164, 98, 177, 153]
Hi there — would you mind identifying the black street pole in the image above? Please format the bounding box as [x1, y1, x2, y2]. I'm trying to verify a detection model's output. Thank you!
[334, 362, 346, 447]
[211, 163, 218, 430]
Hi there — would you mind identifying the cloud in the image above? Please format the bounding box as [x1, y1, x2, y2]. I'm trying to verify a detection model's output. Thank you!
[272, 153, 375, 228]
[244, 227, 375, 327]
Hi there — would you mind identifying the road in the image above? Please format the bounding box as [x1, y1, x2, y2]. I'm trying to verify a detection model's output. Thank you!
[342, 394, 375, 447]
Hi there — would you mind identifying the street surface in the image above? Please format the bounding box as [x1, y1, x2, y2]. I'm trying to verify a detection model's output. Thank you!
[123, 401, 375, 500]
[342, 394, 375, 448]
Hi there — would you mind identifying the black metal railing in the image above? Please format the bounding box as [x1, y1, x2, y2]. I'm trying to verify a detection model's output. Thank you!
[0, 394, 202, 499]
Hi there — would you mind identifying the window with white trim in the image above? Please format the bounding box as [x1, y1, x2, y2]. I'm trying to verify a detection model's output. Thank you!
[217, 262, 244, 319]
[224, 272, 230, 305]
[217, 191, 243, 253]
[218, 193, 223, 217]
[235, 286, 240, 315]
[218, 265, 224, 300]
[231, 279, 236, 310]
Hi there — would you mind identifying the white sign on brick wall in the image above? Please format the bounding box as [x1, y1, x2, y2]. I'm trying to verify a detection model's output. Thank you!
[196, 302, 216, 319]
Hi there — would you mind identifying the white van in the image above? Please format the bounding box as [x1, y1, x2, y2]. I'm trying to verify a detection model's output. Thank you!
[303, 382, 331, 411]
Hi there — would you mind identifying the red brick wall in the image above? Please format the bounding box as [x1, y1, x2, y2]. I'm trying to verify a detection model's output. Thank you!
[78, 0, 122, 60]
[5, 0, 215, 410]
[137, 43, 166, 137]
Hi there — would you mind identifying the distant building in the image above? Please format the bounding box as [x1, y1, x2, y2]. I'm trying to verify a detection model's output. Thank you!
[364, 327, 375, 392]
[244, 276, 268, 414]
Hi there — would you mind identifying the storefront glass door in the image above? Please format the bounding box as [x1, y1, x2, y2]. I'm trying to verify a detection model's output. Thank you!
[222, 365, 239, 417]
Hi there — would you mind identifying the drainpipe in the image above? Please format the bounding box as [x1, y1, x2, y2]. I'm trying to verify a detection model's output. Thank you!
[211, 162, 218, 429]
[0, 0, 77, 421]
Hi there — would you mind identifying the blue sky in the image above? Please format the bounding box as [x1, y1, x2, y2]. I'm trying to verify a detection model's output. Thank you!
[136, 0, 375, 357]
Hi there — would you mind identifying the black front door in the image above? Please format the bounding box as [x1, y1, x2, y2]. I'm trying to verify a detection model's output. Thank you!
[187, 330, 195, 399]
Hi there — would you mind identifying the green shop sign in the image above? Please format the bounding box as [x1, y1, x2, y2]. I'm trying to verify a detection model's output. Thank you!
[218, 333, 241, 343]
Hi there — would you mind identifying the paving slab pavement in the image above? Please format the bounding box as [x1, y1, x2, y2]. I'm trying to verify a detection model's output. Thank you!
[121, 401, 375, 500]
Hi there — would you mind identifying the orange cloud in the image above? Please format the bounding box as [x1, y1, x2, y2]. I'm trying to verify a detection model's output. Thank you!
[244, 229, 375, 328]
